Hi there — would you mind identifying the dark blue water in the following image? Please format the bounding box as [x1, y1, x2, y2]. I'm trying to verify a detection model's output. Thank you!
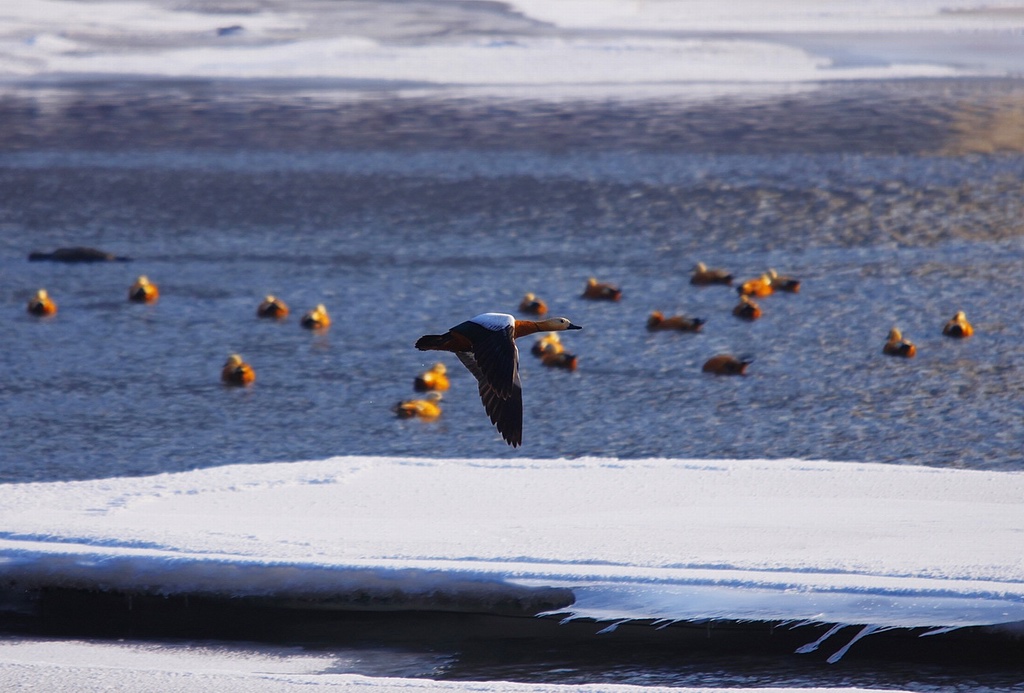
[2, 79, 1024, 690]
[3, 80, 1024, 483]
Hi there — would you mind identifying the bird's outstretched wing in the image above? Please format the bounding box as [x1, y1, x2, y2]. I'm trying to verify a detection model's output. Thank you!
[455, 329, 523, 447]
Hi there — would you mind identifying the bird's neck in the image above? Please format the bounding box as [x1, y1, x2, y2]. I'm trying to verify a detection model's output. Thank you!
[513, 320, 544, 339]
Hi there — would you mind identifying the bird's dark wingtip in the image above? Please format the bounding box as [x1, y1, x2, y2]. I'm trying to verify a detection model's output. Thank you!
[415, 334, 445, 351]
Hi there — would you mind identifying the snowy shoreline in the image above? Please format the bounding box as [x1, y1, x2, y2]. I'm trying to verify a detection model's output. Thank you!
[0, 457, 1021, 637]
[2, 0, 1022, 97]
[0, 455, 1022, 688]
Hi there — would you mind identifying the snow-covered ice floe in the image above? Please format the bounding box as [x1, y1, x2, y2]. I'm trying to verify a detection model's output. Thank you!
[0, 456, 1021, 663]
[1, 0, 1023, 96]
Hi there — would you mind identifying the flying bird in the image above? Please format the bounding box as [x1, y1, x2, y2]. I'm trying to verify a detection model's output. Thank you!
[416, 312, 582, 447]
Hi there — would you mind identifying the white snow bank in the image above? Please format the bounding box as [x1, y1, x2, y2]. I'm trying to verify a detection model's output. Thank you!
[0, 456, 1021, 630]
[0, 32, 963, 84]
[1, 0, 1022, 90]
[506, 0, 1024, 33]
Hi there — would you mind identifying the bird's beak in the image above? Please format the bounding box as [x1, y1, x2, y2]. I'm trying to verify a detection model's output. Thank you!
[567, 323, 583, 330]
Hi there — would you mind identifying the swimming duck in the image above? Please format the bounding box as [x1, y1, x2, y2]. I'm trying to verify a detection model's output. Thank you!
[540, 350, 578, 371]
[531, 332, 563, 357]
[738, 274, 774, 297]
[883, 327, 916, 358]
[416, 312, 582, 447]
[221, 353, 255, 386]
[732, 295, 762, 321]
[647, 310, 705, 332]
[690, 262, 733, 286]
[27, 289, 57, 316]
[257, 295, 289, 319]
[128, 275, 159, 303]
[942, 311, 973, 338]
[768, 269, 801, 293]
[414, 363, 450, 392]
[518, 293, 548, 316]
[582, 277, 622, 301]
[393, 391, 443, 419]
[300, 303, 331, 330]
[702, 354, 753, 376]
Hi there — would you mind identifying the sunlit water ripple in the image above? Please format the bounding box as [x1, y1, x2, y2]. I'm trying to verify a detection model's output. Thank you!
[3, 81, 1024, 482]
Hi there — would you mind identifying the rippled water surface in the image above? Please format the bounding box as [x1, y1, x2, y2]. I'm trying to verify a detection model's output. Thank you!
[2, 80, 1024, 483]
